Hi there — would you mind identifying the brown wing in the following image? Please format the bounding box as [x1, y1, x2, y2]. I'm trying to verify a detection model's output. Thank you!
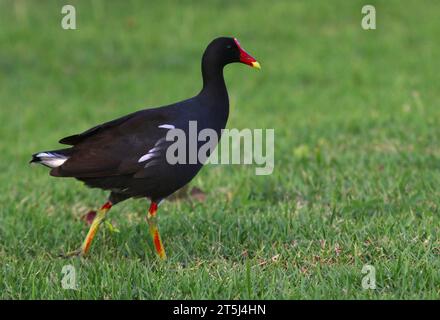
[51, 109, 171, 178]
[58, 111, 141, 145]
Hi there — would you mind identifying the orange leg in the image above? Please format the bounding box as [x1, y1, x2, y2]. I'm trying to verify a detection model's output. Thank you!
[64, 201, 113, 257]
[147, 201, 166, 259]
[80, 201, 113, 255]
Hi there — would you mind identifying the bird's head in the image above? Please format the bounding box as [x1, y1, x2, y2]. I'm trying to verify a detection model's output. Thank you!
[203, 37, 261, 70]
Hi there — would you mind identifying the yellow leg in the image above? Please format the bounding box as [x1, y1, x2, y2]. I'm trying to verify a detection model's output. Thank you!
[62, 201, 112, 258]
[147, 202, 166, 259]
[79, 201, 112, 256]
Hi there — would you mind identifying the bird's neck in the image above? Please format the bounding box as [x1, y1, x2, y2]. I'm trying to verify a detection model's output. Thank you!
[199, 60, 228, 104]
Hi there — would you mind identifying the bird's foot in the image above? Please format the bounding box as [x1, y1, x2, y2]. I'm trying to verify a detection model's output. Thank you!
[59, 248, 85, 258]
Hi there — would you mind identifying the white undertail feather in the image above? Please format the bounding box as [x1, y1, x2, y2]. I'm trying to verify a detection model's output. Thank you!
[35, 152, 68, 168]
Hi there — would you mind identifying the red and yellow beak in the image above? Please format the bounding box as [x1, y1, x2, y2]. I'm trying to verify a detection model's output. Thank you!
[234, 38, 261, 70]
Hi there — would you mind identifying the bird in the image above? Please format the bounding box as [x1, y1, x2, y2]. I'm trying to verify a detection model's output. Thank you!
[30, 37, 260, 259]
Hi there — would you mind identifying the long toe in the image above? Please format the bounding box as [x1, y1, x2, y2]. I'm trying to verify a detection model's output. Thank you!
[59, 248, 83, 258]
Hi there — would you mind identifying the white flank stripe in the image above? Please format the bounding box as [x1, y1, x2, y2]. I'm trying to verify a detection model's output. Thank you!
[138, 152, 155, 163]
[158, 124, 175, 129]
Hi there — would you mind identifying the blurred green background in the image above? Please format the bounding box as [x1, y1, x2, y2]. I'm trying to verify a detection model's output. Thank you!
[0, 0, 439, 299]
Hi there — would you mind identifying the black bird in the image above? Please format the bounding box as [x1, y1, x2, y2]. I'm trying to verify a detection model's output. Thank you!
[31, 37, 260, 259]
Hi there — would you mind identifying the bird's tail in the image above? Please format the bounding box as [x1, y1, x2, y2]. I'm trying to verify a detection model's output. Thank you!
[30, 148, 72, 168]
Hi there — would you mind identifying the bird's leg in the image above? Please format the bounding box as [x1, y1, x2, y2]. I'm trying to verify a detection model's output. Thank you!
[147, 201, 166, 259]
[80, 201, 113, 255]
[63, 201, 113, 257]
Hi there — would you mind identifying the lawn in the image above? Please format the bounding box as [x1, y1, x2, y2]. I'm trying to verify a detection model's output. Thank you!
[0, 0, 439, 299]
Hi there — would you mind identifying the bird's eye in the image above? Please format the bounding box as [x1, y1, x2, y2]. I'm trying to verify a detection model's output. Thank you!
[226, 45, 232, 49]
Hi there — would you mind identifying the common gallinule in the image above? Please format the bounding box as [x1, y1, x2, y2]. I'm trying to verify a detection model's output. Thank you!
[31, 37, 260, 259]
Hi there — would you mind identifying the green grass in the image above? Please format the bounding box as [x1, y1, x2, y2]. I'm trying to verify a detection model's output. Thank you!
[1, 0, 440, 299]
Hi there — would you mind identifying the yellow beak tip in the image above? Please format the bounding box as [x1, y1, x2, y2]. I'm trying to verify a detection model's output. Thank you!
[251, 61, 261, 70]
